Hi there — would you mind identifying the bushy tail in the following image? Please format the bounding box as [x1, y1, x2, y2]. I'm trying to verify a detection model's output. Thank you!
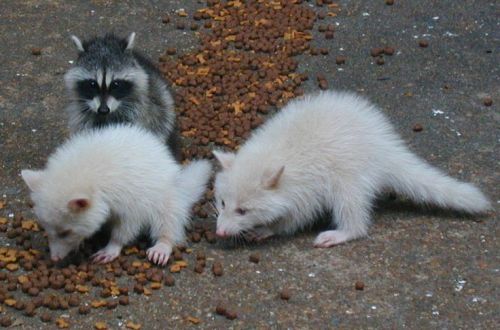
[177, 160, 212, 210]
[385, 149, 491, 213]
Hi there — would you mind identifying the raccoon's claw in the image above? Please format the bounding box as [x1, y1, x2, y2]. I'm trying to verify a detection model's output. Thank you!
[313, 230, 351, 248]
[146, 242, 172, 266]
[91, 244, 122, 264]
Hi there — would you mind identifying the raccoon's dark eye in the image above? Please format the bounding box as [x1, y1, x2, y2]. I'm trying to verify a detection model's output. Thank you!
[235, 208, 247, 216]
[57, 229, 72, 239]
[77, 79, 99, 99]
[109, 79, 133, 99]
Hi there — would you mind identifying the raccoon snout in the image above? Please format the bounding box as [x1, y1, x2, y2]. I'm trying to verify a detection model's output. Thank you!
[97, 103, 110, 115]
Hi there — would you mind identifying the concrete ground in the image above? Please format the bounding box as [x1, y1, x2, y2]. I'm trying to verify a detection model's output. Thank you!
[0, 0, 498, 329]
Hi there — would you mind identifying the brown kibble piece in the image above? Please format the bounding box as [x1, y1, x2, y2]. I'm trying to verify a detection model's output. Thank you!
[191, 232, 201, 242]
[225, 310, 238, 320]
[0, 316, 12, 327]
[28, 287, 40, 296]
[119, 296, 130, 306]
[280, 288, 291, 300]
[196, 251, 206, 260]
[412, 123, 423, 132]
[133, 284, 144, 294]
[418, 40, 429, 48]
[164, 275, 175, 286]
[176, 22, 185, 30]
[161, 15, 170, 24]
[376, 57, 385, 65]
[31, 47, 42, 56]
[107, 300, 118, 309]
[249, 253, 260, 263]
[483, 96, 492, 106]
[355, 281, 365, 290]
[212, 262, 223, 276]
[215, 303, 226, 315]
[383, 47, 395, 55]
[166, 48, 176, 55]
[78, 305, 91, 315]
[371, 48, 384, 57]
[385, 0, 394, 5]
[319, 80, 328, 90]
[325, 31, 334, 39]
[335, 56, 346, 65]
[40, 313, 52, 322]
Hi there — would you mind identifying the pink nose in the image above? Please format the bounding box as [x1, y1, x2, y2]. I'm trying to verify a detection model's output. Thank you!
[51, 256, 61, 262]
[216, 229, 227, 237]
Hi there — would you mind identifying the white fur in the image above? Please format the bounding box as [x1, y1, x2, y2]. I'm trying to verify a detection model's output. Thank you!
[213, 91, 491, 247]
[70, 35, 84, 52]
[106, 96, 120, 113]
[21, 125, 212, 264]
[87, 97, 100, 112]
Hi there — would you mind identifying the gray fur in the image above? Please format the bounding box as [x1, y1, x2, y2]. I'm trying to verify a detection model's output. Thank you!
[64, 33, 179, 158]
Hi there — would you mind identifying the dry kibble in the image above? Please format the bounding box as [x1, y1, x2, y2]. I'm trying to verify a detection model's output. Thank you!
[161, 15, 170, 24]
[215, 303, 226, 315]
[176, 22, 185, 30]
[119, 296, 130, 306]
[385, 0, 394, 5]
[249, 253, 260, 264]
[376, 57, 385, 65]
[0, 317, 12, 327]
[225, 310, 238, 320]
[325, 31, 334, 39]
[483, 97, 492, 106]
[371, 48, 384, 57]
[412, 123, 423, 132]
[164, 275, 175, 287]
[418, 40, 429, 48]
[134, 284, 144, 294]
[355, 281, 365, 290]
[107, 300, 118, 309]
[383, 47, 395, 55]
[335, 56, 346, 65]
[40, 313, 52, 322]
[31, 47, 42, 56]
[280, 288, 291, 300]
[79, 305, 91, 315]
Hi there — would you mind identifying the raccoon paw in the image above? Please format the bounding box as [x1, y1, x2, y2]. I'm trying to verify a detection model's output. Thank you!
[313, 230, 352, 248]
[92, 244, 122, 264]
[147, 242, 172, 266]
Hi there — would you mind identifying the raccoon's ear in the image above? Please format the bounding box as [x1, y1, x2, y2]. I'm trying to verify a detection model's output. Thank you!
[125, 32, 136, 50]
[67, 197, 91, 213]
[261, 166, 285, 190]
[213, 150, 235, 170]
[21, 170, 44, 191]
[70, 35, 85, 53]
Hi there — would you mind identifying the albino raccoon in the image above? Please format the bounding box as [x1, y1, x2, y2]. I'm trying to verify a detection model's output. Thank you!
[21, 125, 211, 265]
[213, 90, 491, 247]
[64, 33, 180, 158]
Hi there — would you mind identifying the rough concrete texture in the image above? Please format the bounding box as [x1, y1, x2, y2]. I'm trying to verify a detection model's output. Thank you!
[0, 0, 498, 329]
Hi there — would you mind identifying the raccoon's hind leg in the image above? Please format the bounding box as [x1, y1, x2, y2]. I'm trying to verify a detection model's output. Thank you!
[314, 184, 373, 248]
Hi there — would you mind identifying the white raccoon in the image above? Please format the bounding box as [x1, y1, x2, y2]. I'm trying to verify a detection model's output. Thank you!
[21, 125, 211, 265]
[213, 90, 491, 247]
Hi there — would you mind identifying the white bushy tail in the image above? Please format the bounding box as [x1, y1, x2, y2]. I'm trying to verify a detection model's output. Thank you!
[177, 160, 212, 210]
[385, 149, 491, 213]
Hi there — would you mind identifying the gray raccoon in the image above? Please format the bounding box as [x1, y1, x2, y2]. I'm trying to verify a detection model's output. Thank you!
[64, 32, 180, 158]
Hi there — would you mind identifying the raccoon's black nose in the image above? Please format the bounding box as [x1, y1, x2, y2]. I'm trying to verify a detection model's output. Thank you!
[97, 104, 110, 115]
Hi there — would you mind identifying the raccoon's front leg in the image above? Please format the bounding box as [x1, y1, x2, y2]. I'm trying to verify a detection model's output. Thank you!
[146, 237, 173, 266]
[92, 220, 136, 264]
[314, 187, 372, 248]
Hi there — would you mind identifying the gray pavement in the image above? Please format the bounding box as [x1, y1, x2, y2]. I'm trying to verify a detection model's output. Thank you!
[0, 0, 498, 329]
